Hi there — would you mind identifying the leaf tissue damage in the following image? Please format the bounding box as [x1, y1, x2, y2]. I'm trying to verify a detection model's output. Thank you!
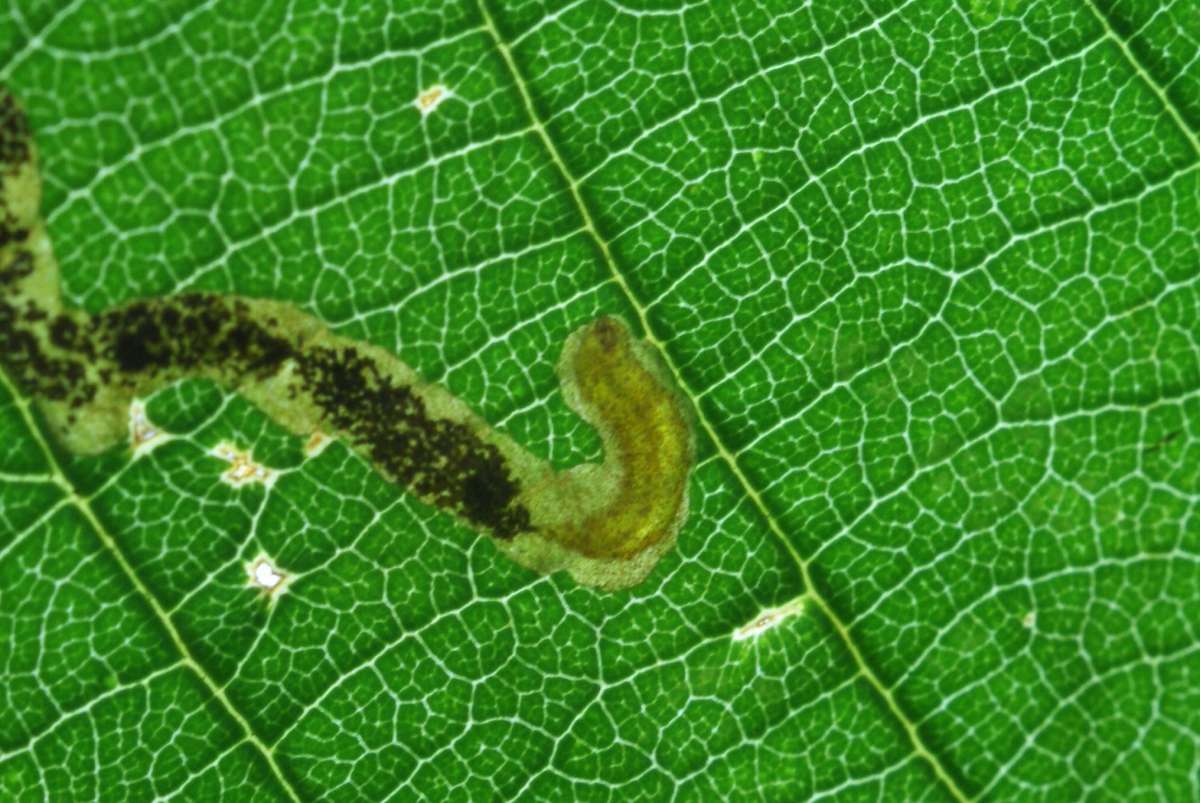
[0, 88, 695, 590]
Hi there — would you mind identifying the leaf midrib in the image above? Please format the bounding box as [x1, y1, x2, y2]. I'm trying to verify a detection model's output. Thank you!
[0, 369, 302, 803]
[474, 1, 974, 800]
[479, 2, 1200, 798]
[1085, 0, 1200, 161]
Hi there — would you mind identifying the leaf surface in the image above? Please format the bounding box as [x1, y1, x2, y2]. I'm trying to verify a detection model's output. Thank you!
[1, 1, 1198, 800]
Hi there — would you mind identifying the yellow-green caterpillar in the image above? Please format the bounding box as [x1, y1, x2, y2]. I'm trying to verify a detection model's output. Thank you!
[0, 88, 694, 590]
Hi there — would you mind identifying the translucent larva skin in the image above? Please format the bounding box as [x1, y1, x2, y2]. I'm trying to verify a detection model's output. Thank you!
[0, 88, 695, 590]
[544, 316, 693, 561]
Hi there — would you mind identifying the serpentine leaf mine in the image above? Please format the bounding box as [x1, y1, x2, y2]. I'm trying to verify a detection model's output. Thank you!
[0, 88, 694, 590]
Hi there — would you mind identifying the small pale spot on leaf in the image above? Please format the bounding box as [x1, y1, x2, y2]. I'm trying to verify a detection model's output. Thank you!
[732, 597, 807, 642]
[414, 84, 452, 115]
[129, 399, 169, 457]
[210, 441, 277, 487]
[1023, 611, 1036, 629]
[246, 553, 292, 602]
[304, 430, 331, 457]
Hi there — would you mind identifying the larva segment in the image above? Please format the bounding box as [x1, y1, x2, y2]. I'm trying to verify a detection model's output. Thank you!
[534, 316, 693, 562]
[0, 88, 694, 590]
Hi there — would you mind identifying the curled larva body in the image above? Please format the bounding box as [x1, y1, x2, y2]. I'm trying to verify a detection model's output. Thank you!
[499, 315, 694, 589]
[0, 88, 694, 590]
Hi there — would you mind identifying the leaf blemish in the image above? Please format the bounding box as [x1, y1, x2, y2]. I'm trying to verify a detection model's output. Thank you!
[303, 430, 331, 457]
[0, 88, 695, 590]
[246, 553, 291, 602]
[128, 398, 169, 457]
[210, 441, 278, 488]
[414, 84, 452, 116]
[732, 597, 807, 642]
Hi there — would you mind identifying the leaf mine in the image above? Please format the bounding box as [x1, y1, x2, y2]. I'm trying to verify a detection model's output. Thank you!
[0, 88, 695, 590]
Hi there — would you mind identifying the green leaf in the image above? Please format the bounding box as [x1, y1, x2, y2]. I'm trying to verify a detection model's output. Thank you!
[2, 0, 1198, 800]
